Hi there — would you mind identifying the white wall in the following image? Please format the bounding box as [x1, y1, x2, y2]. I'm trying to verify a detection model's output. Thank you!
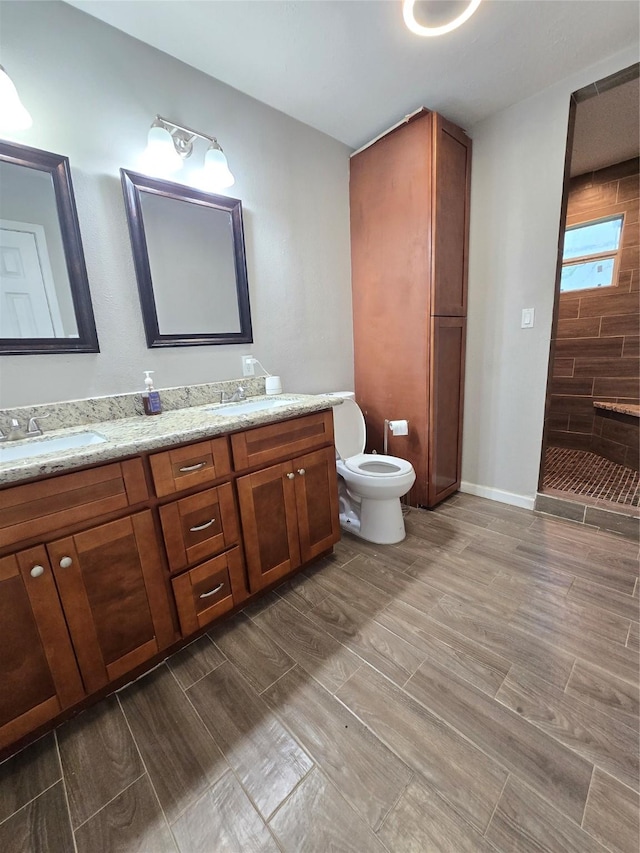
[0, 1, 353, 407]
[462, 45, 639, 508]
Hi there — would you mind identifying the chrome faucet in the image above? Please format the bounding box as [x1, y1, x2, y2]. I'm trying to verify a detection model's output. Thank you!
[0, 415, 50, 442]
[220, 386, 246, 404]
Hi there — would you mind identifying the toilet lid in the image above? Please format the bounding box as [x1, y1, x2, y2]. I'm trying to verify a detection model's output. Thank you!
[332, 398, 366, 459]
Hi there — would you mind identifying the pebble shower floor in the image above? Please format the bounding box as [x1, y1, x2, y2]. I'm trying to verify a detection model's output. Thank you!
[544, 446, 639, 508]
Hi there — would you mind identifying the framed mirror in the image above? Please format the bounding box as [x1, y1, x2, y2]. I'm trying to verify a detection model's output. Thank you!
[0, 140, 99, 355]
[120, 169, 253, 348]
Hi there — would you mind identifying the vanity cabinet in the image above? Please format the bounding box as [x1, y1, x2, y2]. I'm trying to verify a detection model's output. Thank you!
[0, 548, 84, 751]
[0, 406, 340, 756]
[237, 445, 340, 592]
[0, 462, 176, 751]
[0, 509, 176, 750]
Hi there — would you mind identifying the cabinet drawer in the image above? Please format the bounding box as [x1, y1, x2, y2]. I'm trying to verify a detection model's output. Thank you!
[172, 549, 240, 635]
[0, 458, 147, 551]
[231, 410, 334, 471]
[150, 437, 231, 497]
[159, 483, 239, 572]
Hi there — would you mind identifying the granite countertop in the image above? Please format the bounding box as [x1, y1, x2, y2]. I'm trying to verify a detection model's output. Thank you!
[0, 393, 340, 486]
[593, 401, 640, 418]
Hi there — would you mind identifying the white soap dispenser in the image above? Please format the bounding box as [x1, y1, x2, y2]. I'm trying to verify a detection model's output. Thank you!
[142, 370, 162, 416]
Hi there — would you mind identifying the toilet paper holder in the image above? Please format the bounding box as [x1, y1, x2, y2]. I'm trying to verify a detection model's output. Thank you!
[383, 418, 409, 453]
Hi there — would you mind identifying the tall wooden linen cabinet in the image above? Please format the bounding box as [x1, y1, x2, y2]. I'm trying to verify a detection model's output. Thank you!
[350, 109, 472, 507]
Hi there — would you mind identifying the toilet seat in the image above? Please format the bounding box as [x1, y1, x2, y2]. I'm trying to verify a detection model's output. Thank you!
[345, 453, 413, 478]
[332, 397, 367, 460]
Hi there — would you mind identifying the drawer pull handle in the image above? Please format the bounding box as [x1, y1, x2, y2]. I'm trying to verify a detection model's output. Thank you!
[297, 468, 306, 476]
[30, 565, 45, 578]
[200, 582, 224, 598]
[189, 518, 216, 532]
[59, 556, 73, 569]
[286, 472, 295, 480]
[179, 461, 207, 473]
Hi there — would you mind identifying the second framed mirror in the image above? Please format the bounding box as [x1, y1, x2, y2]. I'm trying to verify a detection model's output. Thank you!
[120, 169, 253, 348]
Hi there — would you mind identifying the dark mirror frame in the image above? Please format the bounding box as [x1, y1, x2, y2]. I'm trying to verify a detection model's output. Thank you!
[120, 169, 253, 348]
[0, 139, 99, 355]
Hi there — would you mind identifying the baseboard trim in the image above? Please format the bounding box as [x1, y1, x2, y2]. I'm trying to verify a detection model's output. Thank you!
[459, 481, 535, 511]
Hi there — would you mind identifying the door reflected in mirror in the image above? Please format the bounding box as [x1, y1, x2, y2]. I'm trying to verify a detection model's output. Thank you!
[121, 170, 252, 348]
[0, 141, 99, 355]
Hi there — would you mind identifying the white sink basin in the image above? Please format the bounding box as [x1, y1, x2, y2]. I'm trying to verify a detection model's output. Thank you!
[0, 431, 107, 464]
[206, 397, 294, 417]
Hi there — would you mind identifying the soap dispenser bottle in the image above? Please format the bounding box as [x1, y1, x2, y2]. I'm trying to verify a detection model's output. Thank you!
[142, 370, 162, 415]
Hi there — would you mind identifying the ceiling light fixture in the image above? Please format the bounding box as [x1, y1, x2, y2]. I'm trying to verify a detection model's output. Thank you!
[141, 115, 235, 189]
[402, 0, 482, 37]
[0, 65, 32, 131]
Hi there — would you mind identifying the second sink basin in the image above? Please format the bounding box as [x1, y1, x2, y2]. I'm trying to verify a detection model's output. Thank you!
[206, 397, 295, 417]
[0, 431, 107, 464]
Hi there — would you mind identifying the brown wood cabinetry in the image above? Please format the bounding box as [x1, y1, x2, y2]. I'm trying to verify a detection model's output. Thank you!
[0, 407, 340, 756]
[0, 548, 84, 751]
[47, 512, 175, 694]
[293, 446, 342, 563]
[350, 109, 471, 507]
[159, 483, 239, 573]
[0, 458, 147, 550]
[237, 445, 340, 593]
[231, 410, 334, 470]
[172, 548, 243, 634]
[150, 436, 231, 497]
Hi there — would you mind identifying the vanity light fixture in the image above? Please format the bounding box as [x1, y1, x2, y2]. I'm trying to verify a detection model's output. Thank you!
[141, 115, 235, 189]
[0, 65, 32, 131]
[402, 0, 482, 37]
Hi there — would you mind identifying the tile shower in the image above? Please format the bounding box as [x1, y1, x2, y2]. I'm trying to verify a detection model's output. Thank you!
[542, 158, 639, 523]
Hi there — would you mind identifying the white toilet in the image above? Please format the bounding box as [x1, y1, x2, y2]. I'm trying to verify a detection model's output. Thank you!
[329, 392, 416, 544]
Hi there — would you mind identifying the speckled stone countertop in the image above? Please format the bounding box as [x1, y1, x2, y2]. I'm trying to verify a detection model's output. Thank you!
[0, 380, 341, 486]
[593, 401, 640, 418]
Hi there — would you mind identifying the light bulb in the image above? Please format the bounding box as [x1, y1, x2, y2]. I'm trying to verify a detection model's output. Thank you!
[140, 123, 183, 175]
[0, 66, 32, 131]
[403, 0, 482, 37]
[199, 143, 235, 191]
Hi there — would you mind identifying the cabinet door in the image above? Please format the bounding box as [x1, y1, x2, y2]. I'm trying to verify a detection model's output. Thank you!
[48, 511, 176, 694]
[431, 113, 472, 317]
[294, 446, 340, 563]
[236, 461, 301, 592]
[428, 316, 466, 507]
[0, 547, 84, 751]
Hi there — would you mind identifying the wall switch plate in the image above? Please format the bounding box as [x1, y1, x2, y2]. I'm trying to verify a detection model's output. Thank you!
[521, 308, 535, 329]
[242, 355, 255, 376]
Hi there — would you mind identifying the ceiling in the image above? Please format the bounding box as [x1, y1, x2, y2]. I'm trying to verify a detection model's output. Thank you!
[68, 0, 640, 149]
[571, 76, 640, 176]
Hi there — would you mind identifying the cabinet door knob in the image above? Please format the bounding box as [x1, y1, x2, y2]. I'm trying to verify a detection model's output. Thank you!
[286, 472, 295, 480]
[297, 468, 306, 476]
[59, 556, 73, 569]
[30, 565, 45, 578]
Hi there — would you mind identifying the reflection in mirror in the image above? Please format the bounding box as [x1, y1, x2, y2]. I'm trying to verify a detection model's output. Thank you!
[0, 140, 99, 354]
[120, 169, 252, 348]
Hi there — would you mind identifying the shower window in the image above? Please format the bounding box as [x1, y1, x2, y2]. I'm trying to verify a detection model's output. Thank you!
[560, 214, 624, 293]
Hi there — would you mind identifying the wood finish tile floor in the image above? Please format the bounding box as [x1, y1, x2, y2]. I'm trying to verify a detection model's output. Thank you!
[1, 493, 639, 853]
